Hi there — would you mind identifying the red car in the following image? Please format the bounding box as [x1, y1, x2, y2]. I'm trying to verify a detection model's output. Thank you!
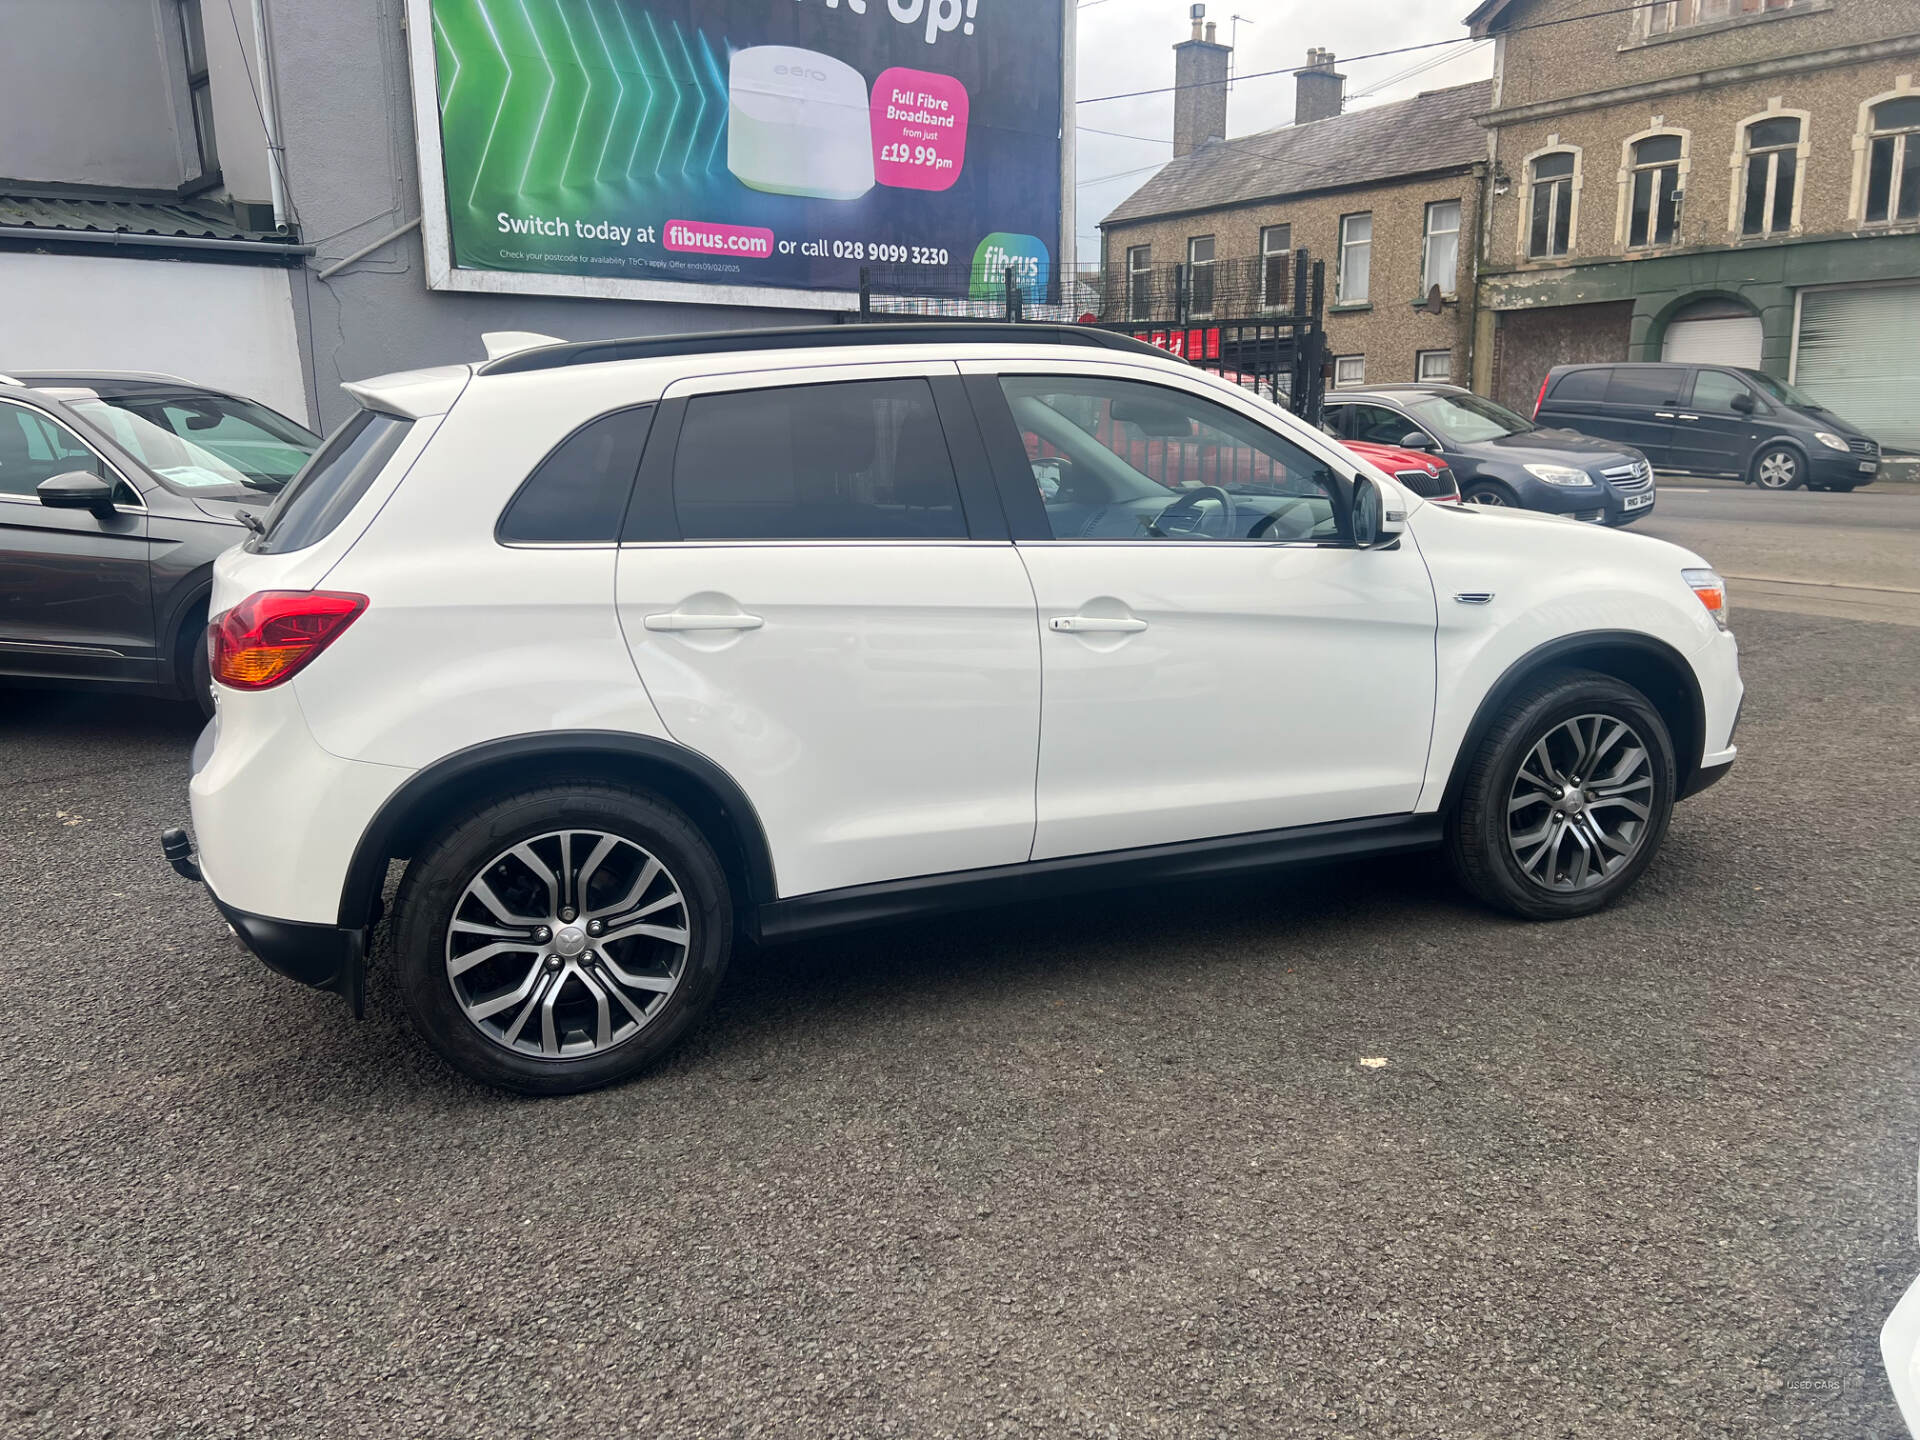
[1344, 438, 1461, 504]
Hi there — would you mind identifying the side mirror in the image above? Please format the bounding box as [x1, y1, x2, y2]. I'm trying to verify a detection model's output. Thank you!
[1399, 431, 1435, 452]
[1730, 392, 1756, 414]
[37, 471, 118, 517]
[1351, 476, 1407, 549]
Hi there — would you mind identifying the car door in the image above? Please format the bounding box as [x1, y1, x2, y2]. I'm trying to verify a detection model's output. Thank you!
[1586, 366, 1682, 466]
[1670, 368, 1758, 476]
[962, 361, 1438, 862]
[0, 398, 153, 676]
[613, 363, 1041, 900]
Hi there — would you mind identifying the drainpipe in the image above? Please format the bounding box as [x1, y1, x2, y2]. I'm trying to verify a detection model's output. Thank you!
[252, 0, 291, 230]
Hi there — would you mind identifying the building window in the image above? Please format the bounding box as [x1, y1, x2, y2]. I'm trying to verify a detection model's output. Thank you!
[1529, 151, 1576, 257]
[1127, 245, 1152, 321]
[1333, 355, 1366, 388]
[1642, 0, 1799, 38]
[1187, 235, 1216, 317]
[1337, 213, 1372, 305]
[178, 0, 218, 177]
[1260, 225, 1293, 311]
[1738, 115, 1802, 236]
[1422, 200, 1461, 297]
[1416, 350, 1453, 383]
[1865, 96, 1920, 225]
[1627, 133, 1684, 247]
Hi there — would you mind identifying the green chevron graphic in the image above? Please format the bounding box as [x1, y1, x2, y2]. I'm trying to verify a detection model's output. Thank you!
[432, 0, 729, 211]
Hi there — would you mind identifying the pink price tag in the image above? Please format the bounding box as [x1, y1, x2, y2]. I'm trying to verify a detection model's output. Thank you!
[871, 68, 969, 192]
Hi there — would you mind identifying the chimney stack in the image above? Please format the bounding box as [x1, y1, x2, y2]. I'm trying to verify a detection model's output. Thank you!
[1295, 47, 1346, 126]
[1173, 4, 1232, 158]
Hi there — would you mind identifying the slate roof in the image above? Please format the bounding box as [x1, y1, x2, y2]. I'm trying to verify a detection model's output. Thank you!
[0, 189, 287, 244]
[1102, 80, 1494, 228]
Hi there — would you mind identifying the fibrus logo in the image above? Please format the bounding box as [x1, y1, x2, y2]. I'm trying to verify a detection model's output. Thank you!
[969, 233, 1051, 300]
[664, 220, 776, 259]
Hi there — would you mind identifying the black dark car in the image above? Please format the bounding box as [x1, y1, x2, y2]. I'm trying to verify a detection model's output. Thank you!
[1533, 361, 1881, 492]
[0, 377, 316, 715]
[1324, 384, 1657, 526]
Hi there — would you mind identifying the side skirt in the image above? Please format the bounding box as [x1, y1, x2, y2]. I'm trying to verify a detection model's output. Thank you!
[751, 814, 1443, 946]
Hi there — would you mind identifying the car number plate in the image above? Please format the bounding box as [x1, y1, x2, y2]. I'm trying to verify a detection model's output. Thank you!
[1623, 492, 1654, 510]
[1861, 461, 1879, 473]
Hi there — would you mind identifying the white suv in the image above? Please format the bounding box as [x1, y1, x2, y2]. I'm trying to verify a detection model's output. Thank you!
[165, 325, 1742, 1094]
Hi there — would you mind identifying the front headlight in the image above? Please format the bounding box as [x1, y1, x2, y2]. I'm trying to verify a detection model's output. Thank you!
[1683, 568, 1730, 631]
[1815, 432, 1851, 452]
[1524, 463, 1596, 487]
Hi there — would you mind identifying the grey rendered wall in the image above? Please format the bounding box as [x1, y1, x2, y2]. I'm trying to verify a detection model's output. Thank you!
[0, 0, 195, 189]
[269, 0, 793, 431]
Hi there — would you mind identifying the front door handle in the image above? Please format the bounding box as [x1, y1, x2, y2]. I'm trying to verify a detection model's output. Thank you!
[1654, 412, 1676, 419]
[644, 611, 765, 633]
[1049, 615, 1148, 634]
[1678, 414, 1700, 422]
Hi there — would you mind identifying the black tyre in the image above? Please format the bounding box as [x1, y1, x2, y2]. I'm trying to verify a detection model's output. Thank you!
[1751, 443, 1805, 491]
[392, 783, 733, 1094]
[1446, 669, 1677, 921]
[178, 603, 214, 719]
[1462, 481, 1519, 508]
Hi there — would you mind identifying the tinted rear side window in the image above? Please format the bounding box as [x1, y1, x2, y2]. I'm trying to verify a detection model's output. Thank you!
[672, 379, 967, 541]
[1603, 368, 1685, 407]
[498, 406, 653, 544]
[1548, 369, 1609, 404]
[257, 410, 412, 554]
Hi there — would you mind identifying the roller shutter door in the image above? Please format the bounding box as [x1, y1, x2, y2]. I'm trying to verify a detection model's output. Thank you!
[1661, 314, 1763, 367]
[1794, 284, 1920, 453]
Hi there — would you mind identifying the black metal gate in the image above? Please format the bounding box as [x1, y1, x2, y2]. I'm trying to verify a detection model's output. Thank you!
[848, 248, 1330, 428]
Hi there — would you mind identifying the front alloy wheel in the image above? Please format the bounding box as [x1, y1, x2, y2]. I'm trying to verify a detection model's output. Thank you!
[1504, 716, 1655, 892]
[1753, 445, 1803, 490]
[1464, 483, 1514, 507]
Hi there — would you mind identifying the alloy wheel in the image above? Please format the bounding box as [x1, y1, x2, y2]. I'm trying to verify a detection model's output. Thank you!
[445, 830, 690, 1059]
[1466, 487, 1511, 507]
[1505, 714, 1655, 892]
[1756, 449, 1799, 489]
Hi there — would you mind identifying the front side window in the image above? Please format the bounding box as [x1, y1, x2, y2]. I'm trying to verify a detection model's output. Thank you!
[1333, 355, 1366, 388]
[499, 407, 653, 544]
[1628, 134, 1684, 247]
[1127, 245, 1153, 320]
[0, 403, 116, 499]
[1337, 213, 1372, 305]
[1530, 152, 1576, 257]
[1187, 236, 1216, 317]
[1866, 96, 1920, 224]
[1740, 116, 1802, 236]
[1417, 349, 1454, 383]
[1690, 370, 1754, 413]
[1346, 403, 1422, 447]
[1260, 225, 1293, 311]
[1422, 200, 1462, 296]
[673, 379, 966, 541]
[999, 375, 1347, 544]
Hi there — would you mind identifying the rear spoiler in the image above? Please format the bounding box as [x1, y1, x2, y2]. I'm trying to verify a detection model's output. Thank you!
[340, 365, 472, 420]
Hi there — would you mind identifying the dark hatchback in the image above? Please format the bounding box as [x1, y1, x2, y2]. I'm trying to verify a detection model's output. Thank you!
[1534, 362, 1881, 492]
[0, 376, 317, 714]
[1324, 384, 1657, 526]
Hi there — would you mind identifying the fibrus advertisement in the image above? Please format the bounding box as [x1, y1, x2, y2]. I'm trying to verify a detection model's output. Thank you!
[420, 0, 1067, 302]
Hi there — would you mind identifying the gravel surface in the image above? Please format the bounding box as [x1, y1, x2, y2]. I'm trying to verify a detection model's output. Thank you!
[4, 606, 1918, 1439]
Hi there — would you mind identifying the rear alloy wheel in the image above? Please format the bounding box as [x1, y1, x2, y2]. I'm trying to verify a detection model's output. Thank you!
[1752, 444, 1804, 491]
[1447, 670, 1677, 920]
[1463, 482, 1517, 508]
[393, 784, 732, 1093]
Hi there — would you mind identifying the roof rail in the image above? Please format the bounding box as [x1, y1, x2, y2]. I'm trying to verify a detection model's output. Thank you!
[477, 322, 1169, 377]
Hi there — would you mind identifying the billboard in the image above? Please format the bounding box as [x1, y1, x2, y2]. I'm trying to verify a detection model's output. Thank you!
[403, 0, 1073, 310]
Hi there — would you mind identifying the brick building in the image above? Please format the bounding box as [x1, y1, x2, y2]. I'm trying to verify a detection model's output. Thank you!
[1468, 0, 1920, 448]
[1098, 18, 1491, 392]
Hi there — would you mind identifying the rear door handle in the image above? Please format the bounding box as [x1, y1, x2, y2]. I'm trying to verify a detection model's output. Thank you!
[1049, 615, 1148, 634]
[644, 611, 765, 633]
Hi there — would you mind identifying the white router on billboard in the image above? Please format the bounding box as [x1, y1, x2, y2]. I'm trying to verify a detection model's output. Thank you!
[727, 46, 876, 201]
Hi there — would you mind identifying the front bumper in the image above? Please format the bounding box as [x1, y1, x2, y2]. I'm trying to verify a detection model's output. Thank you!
[1810, 448, 1880, 487]
[162, 827, 368, 1016]
[1508, 475, 1654, 527]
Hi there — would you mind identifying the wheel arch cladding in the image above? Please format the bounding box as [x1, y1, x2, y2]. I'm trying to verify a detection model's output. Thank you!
[1440, 631, 1703, 813]
[337, 733, 778, 930]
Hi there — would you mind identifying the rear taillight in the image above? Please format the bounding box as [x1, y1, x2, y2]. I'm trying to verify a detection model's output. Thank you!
[1533, 374, 1551, 420]
[210, 590, 367, 690]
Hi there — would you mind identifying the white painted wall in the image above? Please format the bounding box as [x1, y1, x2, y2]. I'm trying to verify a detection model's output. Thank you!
[0, 252, 308, 424]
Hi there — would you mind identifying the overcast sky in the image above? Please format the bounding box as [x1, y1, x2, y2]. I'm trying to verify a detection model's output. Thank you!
[1072, 1, 1496, 259]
